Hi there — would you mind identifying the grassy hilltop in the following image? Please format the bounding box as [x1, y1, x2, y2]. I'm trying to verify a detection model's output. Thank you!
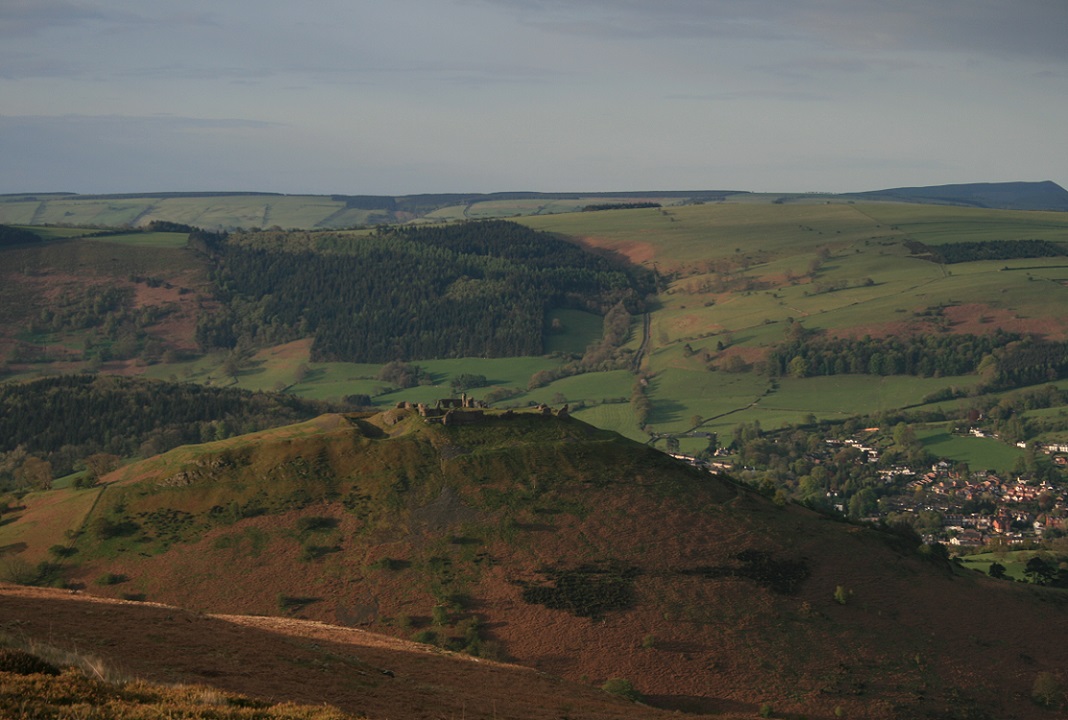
[3, 408, 1068, 717]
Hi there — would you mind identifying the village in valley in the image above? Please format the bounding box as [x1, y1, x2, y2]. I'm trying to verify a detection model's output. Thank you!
[670, 422, 1068, 558]
[830, 434, 1066, 547]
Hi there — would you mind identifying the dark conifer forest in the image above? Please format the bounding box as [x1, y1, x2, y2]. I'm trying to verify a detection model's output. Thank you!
[194, 221, 653, 363]
[0, 375, 336, 483]
[0, 225, 42, 247]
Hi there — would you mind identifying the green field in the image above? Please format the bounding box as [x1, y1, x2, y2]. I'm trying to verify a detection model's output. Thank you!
[571, 402, 645, 442]
[520, 369, 634, 407]
[956, 550, 1053, 581]
[769, 375, 980, 415]
[11, 225, 95, 241]
[544, 309, 605, 355]
[0, 192, 710, 230]
[0, 486, 103, 564]
[0, 194, 358, 230]
[916, 427, 1024, 473]
[146, 347, 569, 406]
[93, 231, 190, 248]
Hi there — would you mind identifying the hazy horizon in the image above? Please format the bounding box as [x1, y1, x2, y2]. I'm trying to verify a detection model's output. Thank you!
[3, 1, 1067, 196]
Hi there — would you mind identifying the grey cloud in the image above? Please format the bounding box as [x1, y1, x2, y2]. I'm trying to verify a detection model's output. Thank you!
[755, 55, 927, 84]
[796, 0, 1068, 63]
[0, 2, 221, 41]
[665, 89, 834, 103]
[115, 65, 277, 82]
[0, 113, 281, 133]
[486, 0, 788, 41]
[476, 0, 1068, 63]
[124, 59, 563, 86]
[0, 0, 130, 38]
[0, 50, 84, 80]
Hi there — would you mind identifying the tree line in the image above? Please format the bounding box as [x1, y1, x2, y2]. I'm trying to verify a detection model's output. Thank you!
[582, 203, 661, 212]
[985, 339, 1068, 389]
[907, 239, 1065, 264]
[767, 326, 1020, 379]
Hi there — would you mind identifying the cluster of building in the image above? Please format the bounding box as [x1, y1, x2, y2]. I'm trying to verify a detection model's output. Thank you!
[677, 426, 1068, 550]
[895, 464, 1066, 546]
[827, 429, 1068, 544]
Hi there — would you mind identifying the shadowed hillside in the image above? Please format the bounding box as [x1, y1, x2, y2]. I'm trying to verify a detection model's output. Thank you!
[3, 409, 1067, 718]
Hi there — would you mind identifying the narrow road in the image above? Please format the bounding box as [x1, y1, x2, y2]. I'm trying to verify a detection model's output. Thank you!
[631, 311, 651, 373]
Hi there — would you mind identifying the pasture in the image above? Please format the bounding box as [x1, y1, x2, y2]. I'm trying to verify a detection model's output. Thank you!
[572, 402, 645, 442]
[520, 369, 634, 407]
[916, 427, 1023, 473]
[769, 375, 980, 416]
[858, 204, 1068, 245]
[0, 486, 102, 564]
[10, 225, 95, 241]
[544, 309, 604, 355]
[956, 551, 1052, 582]
[520, 200, 904, 268]
[646, 370, 769, 432]
[0, 195, 362, 231]
[155, 344, 569, 406]
[97, 231, 190, 248]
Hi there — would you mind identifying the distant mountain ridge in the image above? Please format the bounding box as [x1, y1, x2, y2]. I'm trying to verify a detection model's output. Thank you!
[847, 180, 1068, 211]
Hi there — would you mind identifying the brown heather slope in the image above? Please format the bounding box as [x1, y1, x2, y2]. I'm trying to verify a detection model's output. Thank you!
[0, 584, 678, 720]
[0, 237, 212, 373]
[6, 410, 1068, 719]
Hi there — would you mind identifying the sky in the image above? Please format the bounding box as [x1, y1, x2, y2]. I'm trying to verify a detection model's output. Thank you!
[2, 0, 1067, 195]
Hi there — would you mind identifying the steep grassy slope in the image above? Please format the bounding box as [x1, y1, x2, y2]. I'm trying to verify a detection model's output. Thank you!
[4, 410, 1067, 718]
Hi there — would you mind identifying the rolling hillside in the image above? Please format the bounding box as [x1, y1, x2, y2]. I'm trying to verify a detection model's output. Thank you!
[4, 408, 1067, 718]
[2, 183, 1064, 230]
[0, 190, 743, 230]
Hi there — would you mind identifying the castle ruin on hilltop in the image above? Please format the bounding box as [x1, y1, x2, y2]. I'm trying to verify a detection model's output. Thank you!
[395, 393, 569, 424]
